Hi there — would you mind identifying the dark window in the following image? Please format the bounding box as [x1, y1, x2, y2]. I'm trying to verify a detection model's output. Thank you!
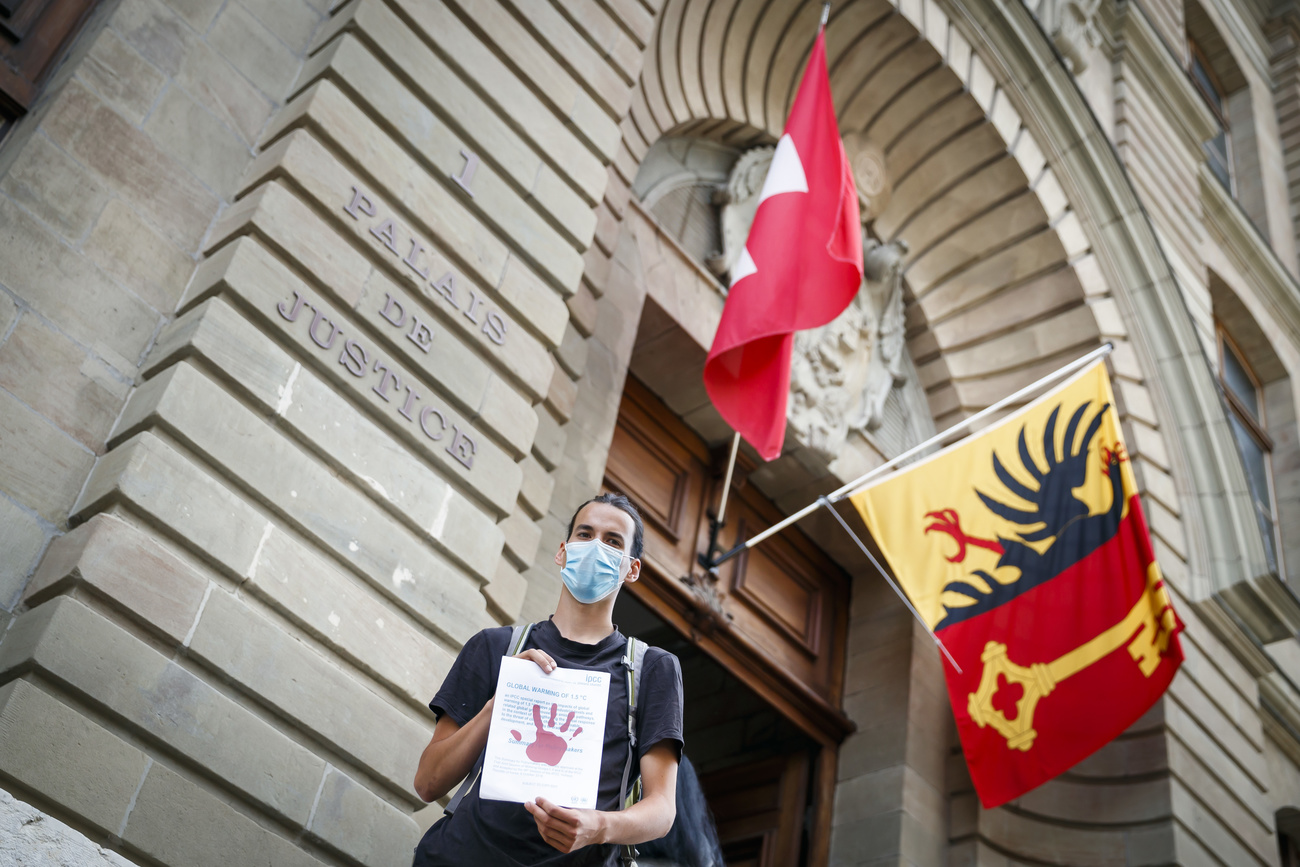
[0, 0, 101, 137]
[1190, 40, 1233, 194]
[1278, 809, 1300, 867]
[1218, 326, 1280, 572]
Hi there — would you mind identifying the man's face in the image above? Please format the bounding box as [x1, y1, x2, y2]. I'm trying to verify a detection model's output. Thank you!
[554, 502, 641, 584]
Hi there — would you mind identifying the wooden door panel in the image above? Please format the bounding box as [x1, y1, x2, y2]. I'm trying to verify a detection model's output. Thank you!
[603, 380, 709, 585]
[606, 377, 853, 747]
[606, 423, 691, 540]
[691, 478, 846, 705]
[733, 539, 823, 654]
[702, 752, 810, 867]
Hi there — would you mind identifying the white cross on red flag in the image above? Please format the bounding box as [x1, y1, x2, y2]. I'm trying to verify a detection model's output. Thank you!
[703, 29, 864, 461]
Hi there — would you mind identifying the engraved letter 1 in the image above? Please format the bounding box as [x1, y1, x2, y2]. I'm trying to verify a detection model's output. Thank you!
[452, 149, 479, 197]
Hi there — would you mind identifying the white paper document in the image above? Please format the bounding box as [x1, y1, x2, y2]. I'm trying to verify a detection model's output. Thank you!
[479, 656, 610, 808]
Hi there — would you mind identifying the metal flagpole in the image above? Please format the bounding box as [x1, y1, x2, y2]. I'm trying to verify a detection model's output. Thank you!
[702, 341, 1114, 570]
[716, 432, 742, 524]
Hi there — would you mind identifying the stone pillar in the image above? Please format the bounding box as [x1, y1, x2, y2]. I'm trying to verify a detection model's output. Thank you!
[829, 576, 949, 866]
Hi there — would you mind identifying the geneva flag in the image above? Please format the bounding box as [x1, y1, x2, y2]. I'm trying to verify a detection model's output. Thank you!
[849, 363, 1184, 807]
[703, 30, 863, 461]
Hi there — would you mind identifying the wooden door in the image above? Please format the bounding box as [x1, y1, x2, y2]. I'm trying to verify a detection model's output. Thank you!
[702, 753, 811, 867]
[605, 377, 853, 745]
[603, 377, 854, 865]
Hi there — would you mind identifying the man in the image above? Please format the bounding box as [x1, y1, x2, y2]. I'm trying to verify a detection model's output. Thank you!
[412, 493, 684, 866]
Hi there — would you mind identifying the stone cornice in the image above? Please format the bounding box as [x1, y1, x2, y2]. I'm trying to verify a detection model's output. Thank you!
[1111, 0, 1221, 152]
[1260, 672, 1300, 765]
[1218, 574, 1300, 644]
[1198, 594, 1278, 676]
[1201, 164, 1300, 342]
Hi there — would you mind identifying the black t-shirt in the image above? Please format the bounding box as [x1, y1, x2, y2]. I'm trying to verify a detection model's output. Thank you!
[413, 619, 684, 867]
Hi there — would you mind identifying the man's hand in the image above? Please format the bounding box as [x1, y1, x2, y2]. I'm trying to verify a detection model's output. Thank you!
[525, 797, 607, 853]
[515, 647, 556, 673]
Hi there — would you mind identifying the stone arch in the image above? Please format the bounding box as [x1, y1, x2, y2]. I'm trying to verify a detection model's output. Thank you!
[598, 0, 1300, 860]
[612, 0, 1280, 615]
[625, 0, 1100, 436]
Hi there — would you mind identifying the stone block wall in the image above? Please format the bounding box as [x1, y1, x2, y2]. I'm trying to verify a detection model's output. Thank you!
[0, 0, 661, 863]
[0, 0, 328, 601]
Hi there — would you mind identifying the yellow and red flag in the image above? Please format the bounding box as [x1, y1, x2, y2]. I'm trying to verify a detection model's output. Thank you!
[849, 362, 1183, 807]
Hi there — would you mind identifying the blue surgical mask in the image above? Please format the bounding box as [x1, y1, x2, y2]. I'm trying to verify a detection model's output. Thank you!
[560, 538, 631, 604]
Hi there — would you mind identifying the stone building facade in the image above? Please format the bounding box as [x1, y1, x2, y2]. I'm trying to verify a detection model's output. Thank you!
[0, 0, 1298, 864]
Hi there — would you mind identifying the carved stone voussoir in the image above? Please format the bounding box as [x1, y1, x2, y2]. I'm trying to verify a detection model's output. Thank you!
[1027, 0, 1103, 73]
[842, 132, 892, 222]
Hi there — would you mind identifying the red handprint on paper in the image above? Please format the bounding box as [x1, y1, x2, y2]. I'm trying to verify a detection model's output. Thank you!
[510, 703, 583, 767]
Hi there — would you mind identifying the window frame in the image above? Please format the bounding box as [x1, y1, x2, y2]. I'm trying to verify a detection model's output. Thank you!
[1218, 325, 1272, 449]
[1188, 38, 1235, 195]
[1216, 323, 1284, 573]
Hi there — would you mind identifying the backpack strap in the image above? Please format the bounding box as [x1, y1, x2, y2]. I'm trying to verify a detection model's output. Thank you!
[444, 623, 535, 816]
[619, 636, 649, 867]
[509, 622, 534, 656]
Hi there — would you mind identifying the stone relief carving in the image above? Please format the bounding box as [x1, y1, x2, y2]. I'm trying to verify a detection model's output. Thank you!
[1029, 0, 1102, 73]
[713, 141, 918, 463]
[788, 285, 874, 459]
[859, 236, 910, 433]
[787, 235, 911, 459]
[709, 145, 775, 282]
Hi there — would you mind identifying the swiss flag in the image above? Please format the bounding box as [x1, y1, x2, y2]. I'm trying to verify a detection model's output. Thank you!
[704, 30, 863, 461]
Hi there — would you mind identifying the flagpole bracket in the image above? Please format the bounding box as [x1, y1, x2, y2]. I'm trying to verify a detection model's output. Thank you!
[698, 514, 727, 575]
[688, 514, 735, 628]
